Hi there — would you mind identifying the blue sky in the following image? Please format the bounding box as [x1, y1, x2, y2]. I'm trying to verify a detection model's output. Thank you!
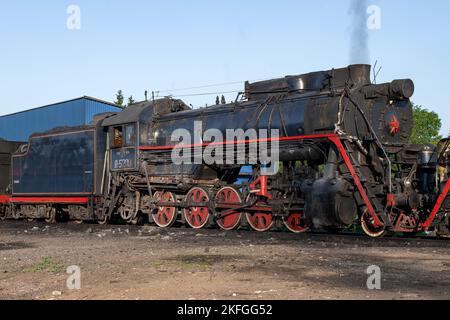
[1, 0, 450, 134]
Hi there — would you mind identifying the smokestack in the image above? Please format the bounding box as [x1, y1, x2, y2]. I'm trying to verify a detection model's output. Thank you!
[349, 0, 370, 64]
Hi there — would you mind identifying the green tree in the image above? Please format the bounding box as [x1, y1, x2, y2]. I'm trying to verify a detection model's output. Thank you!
[114, 90, 124, 107]
[410, 103, 442, 145]
[127, 95, 136, 106]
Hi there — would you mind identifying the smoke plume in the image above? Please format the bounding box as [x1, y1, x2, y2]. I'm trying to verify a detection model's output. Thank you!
[349, 0, 370, 64]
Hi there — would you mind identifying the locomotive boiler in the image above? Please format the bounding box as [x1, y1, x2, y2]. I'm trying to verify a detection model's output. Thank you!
[1, 64, 449, 238]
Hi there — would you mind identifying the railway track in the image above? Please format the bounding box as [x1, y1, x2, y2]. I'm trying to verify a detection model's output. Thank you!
[1, 219, 449, 246]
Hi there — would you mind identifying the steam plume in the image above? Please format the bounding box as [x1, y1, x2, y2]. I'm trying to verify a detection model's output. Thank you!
[349, 0, 370, 64]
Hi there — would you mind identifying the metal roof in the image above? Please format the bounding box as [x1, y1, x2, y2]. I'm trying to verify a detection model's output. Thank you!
[0, 97, 123, 141]
[0, 96, 121, 118]
[102, 101, 151, 127]
[102, 98, 191, 127]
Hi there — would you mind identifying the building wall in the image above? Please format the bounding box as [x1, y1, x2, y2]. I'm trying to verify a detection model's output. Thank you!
[0, 97, 121, 142]
[84, 98, 121, 125]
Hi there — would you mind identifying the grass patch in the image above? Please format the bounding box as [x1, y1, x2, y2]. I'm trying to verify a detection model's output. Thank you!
[148, 259, 211, 271]
[152, 255, 240, 271]
[22, 257, 64, 274]
[148, 260, 165, 268]
[174, 260, 212, 271]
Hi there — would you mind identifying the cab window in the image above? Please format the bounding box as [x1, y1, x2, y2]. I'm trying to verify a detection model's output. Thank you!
[113, 126, 123, 148]
[124, 124, 136, 146]
[111, 124, 136, 149]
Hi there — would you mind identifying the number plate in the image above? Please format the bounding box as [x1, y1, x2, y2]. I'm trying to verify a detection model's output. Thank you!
[111, 148, 137, 171]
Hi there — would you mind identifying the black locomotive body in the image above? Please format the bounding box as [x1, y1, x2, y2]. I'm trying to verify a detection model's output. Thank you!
[1, 64, 449, 237]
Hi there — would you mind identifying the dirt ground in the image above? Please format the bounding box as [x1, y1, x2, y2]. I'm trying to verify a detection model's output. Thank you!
[0, 220, 450, 300]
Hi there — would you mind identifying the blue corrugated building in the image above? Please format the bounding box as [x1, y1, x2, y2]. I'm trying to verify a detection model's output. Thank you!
[0, 96, 122, 142]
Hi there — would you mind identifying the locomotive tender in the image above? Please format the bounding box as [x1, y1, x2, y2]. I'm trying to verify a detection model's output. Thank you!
[1, 64, 449, 237]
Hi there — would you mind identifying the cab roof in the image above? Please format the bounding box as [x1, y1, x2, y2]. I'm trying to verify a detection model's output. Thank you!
[101, 98, 190, 127]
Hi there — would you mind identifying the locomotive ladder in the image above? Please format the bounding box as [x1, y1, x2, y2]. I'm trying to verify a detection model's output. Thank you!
[339, 139, 392, 228]
[422, 177, 450, 231]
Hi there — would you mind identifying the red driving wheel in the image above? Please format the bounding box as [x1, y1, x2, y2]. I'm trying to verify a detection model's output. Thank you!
[245, 195, 274, 232]
[245, 211, 274, 232]
[183, 187, 211, 229]
[282, 211, 310, 233]
[215, 187, 243, 231]
[152, 191, 177, 228]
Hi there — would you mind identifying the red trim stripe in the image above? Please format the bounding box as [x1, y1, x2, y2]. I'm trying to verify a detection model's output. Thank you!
[10, 197, 89, 204]
[140, 133, 384, 227]
[0, 195, 11, 204]
[139, 134, 337, 151]
[422, 178, 450, 230]
[328, 136, 383, 228]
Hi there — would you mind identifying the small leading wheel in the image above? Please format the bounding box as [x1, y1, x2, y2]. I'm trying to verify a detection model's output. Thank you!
[130, 215, 144, 226]
[97, 215, 109, 225]
[361, 210, 386, 238]
[283, 211, 310, 233]
[0, 207, 7, 221]
[215, 187, 243, 231]
[183, 187, 211, 229]
[118, 195, 136, 223]
[12, 209, 21, 220]
[152, 191, 178, 228]
[45, 208, 56, 224]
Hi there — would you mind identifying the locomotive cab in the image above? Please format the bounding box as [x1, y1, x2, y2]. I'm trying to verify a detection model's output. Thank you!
[108, 123, 139, 171]
[102, 98, 191, 173]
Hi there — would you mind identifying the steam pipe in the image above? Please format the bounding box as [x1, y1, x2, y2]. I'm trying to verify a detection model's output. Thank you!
[324, 146, 339, 179]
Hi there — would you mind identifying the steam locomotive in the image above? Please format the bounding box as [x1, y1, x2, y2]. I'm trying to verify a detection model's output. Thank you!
[1, 64, 449, 237]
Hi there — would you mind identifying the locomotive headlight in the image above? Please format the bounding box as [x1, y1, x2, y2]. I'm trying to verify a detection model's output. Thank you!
[363, 79, 415, 101]
[389, 79, 415, 100]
